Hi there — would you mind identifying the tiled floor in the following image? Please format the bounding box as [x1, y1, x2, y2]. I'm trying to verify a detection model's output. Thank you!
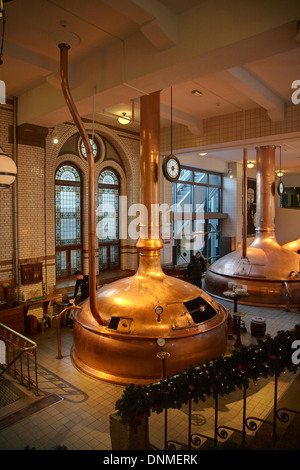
[0, 296, 299, 451]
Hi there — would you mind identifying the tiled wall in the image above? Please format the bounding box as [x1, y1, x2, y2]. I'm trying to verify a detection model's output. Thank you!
[160, 102, 300, 152]
[0, 104, 14, 286]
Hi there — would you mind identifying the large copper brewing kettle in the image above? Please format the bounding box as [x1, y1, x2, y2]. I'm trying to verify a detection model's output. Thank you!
[58, 42, 228, 385]
[71, 91, 228, 385]
[205, 146, 300, 308]
[282, 238, 300, 254]
[72, 256, 228, 384]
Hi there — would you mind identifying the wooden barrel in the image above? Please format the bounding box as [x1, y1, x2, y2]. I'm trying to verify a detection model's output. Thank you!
[251, 316, 266, 338]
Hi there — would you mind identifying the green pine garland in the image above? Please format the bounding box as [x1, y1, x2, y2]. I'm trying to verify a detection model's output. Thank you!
[115, 324, 300, 426]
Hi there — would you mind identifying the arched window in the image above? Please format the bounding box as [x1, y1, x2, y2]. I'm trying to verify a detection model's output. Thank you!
[55, 164, 82, 279]
[98, 168, 120, 271]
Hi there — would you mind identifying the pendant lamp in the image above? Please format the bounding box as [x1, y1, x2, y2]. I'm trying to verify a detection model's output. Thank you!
[0, 146, 17, 188]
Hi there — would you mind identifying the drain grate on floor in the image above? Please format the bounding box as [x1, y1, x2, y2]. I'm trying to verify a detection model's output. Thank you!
[0, 378, 26, 409]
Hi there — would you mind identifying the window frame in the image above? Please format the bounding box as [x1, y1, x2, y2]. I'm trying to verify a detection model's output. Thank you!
[172, 165, 223, 267]
[55, 162, 83, 279]
[98, 167, 121, 271]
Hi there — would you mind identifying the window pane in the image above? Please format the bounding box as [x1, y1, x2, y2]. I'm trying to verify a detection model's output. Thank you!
[98, 188, 119, 241]
[99, 246, 108, 270]
[71, 249, 82, 272]
[179, 168, 193, 182]
[194, 171, 208, 184]
[193, 219, 205, 250]
[56, 251, 67, 277]
[110, 246, 119, 268]
[208, 187, 220, 212]
[207, 231, 220, 258]
[209, 173, 221, 186]
[55, 184, 81, 246]
[55, 164, 82, 278]
[207, 219, 220, 232]
[80, 138, 98, 159]
[98, 169, 120, 271]
[56, 165, 80, 182]
[175, 240, 191, 265]
[194, 185, 207, 212]
[175, 183, 192, 212]
[99, 169, 118, 185]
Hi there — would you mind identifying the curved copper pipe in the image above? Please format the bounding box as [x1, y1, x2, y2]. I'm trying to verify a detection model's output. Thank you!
[242, 148, 247, 259]
[57, 305, 82, 359]
[58, 43, 103, 325]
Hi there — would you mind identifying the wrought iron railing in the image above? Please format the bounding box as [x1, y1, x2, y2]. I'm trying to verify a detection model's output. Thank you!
[145, 372, 300, 450]
[116, 325, 300, 450]
[0, 322, 39, 395]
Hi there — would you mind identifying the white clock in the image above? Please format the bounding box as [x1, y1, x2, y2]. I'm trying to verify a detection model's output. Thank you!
[162, 155, 181, 182]
[277, 180, 284, 196]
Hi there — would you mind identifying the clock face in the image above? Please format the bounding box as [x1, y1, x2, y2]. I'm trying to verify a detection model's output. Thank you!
[277, 181, 284, 196]
[162, 155, 180, 182]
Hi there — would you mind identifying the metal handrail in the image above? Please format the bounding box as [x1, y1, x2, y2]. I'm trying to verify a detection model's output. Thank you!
[56, 305, 82, 359]
[0, 322, 38, 394]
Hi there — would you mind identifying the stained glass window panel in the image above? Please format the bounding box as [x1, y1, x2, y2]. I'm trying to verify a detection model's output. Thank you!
[99, 246, 108, 270]
[56, 185, 81, 246]
[55, 164, 82, 278]
[110, 246, 119, 268]
[55, 165, 80, 182]
[99, 169, 118, 185]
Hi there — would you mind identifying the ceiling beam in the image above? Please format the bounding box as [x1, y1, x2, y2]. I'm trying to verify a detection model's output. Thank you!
[4, 40, 58, 73]
[219, 66, 285, 121]
[102, 0, 178, 50]
[160, 103, 203, 135]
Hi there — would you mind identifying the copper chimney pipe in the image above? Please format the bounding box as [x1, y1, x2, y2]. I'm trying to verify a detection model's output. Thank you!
[59, 43, 104, 325]
[136, 91, 164, 279]
[254, 145, 276, 240]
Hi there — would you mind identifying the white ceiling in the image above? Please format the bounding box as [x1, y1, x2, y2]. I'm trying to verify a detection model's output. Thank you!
[1, 0, 300, 174]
